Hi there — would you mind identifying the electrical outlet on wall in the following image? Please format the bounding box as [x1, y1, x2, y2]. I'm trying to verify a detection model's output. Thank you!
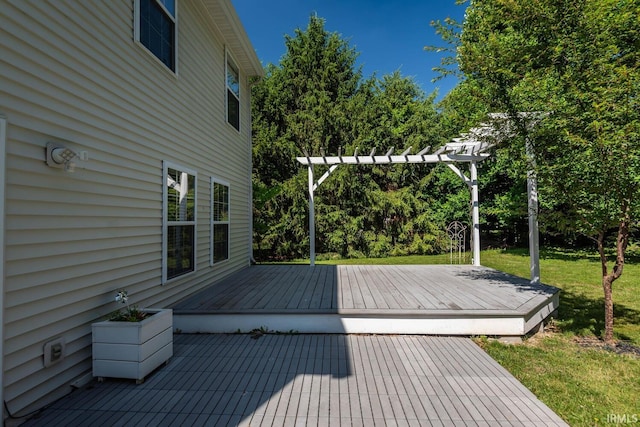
[43, 338, 66, 368]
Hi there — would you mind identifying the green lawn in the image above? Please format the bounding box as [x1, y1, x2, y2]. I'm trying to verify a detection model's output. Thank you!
[481, 248, 640, 344]
[306, 248, 640, 426]
[476, 334, 640, 426]
[481, 248, 640, 426]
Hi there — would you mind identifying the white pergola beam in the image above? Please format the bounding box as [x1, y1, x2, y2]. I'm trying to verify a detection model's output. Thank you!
[313, 164, 339, 191]
[446, 164, 471, 187]
[297, 153, 490, 166]
[417, 146, 431, 156]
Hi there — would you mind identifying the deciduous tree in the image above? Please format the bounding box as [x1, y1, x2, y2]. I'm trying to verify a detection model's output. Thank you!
[454, 0, 640, 342]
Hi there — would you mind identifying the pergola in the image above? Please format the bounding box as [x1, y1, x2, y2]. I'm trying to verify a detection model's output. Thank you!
[296, 116, 541, 285]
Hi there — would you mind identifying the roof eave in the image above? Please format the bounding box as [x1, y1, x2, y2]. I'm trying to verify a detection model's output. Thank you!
[200, 0, 264, 78]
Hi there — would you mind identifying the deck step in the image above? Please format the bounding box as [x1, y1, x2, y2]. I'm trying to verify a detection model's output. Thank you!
[171, 265, 560, 336]
[174, 292, 558, 335]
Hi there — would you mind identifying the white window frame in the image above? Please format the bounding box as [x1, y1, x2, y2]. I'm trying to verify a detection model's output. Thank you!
[225, 49, 240, 131]
[163, 161, 197, 284]
[210, 177, 230, 265]
[134, 0, 179, 74]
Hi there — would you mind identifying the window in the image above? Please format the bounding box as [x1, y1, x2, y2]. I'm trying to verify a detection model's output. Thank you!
[211, 178, 230, 264]
[163, 162, 196, 283]
[136, 0, 177, 71]
[226, 52, 240, 130]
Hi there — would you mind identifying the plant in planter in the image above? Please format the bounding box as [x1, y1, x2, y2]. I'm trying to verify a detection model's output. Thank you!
[92, 290, 173, 383]
[110, 290, 148, 321]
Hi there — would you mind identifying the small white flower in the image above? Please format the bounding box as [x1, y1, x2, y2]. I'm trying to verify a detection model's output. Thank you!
[115, 290, 128, 304]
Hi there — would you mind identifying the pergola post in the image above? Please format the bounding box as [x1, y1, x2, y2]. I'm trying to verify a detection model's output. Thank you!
[470, 160, 481, 266]
[526, 140, 540, 285]
[308, 165, 316, 266]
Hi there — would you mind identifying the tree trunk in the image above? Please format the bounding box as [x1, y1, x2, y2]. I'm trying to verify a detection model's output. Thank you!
[602, 275, 615, 343]
[598, 201, 631, 344]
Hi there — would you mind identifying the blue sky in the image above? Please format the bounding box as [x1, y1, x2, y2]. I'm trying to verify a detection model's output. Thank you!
[231, 0, 468, 100]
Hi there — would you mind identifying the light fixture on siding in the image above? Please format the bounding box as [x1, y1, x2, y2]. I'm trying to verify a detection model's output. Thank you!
[46, 142, 88, 172]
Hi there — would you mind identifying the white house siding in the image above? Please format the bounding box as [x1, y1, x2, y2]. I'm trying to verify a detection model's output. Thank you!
[0, 0, 261, 415]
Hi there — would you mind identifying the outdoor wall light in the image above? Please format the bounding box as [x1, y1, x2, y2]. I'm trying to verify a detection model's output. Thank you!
[46, 142, 89, 172]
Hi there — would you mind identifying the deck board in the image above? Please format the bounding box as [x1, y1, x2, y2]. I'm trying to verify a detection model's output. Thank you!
[24, 335, 568, 426]
[174, 264, 556, 314]
[171, 264, 559, 336]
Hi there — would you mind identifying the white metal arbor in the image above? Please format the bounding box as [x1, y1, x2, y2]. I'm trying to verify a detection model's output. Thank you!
[297, 123, 497, 268]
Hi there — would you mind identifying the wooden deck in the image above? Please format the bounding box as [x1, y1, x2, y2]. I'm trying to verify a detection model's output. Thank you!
[24, 334, 568, 426]
[172, 265, 559, 336]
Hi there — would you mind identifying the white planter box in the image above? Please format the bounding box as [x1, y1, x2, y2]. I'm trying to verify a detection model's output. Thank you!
[92, 308, 173, 383]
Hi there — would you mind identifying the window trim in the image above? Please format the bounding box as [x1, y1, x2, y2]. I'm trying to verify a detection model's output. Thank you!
[134, 0, 179, 74]
[210, 177, 231, 265]
[162, 161, 197, 284]
[225, 48, 240, 131]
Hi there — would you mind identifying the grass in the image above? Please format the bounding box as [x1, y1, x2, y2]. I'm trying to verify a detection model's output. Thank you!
[300, 248, 640, 426]
[481, 248, 640, 344]
[476, 335, 640, 426]
[480, 248, 640, 426]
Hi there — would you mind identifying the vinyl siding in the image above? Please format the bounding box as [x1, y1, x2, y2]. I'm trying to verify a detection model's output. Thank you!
[0, 0, 259, 414]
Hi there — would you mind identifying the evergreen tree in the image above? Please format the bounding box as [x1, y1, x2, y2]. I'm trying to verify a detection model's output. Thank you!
[252, 16, 449, 259]
[251, 15, 363, 259]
